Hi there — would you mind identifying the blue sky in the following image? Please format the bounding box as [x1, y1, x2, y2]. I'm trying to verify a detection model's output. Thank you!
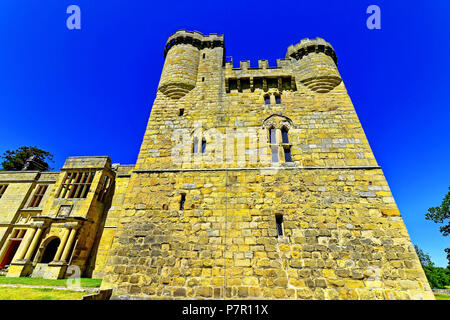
[0, 1, 449, 267]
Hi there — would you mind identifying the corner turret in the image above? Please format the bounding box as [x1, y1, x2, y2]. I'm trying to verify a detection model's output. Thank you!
[287, 38, 341, 93]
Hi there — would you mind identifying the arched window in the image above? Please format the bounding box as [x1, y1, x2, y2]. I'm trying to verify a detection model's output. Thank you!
[268, 127, 278, 163]
[201, 138, 207, 154]
[193, 137, 199, 154]
[281, 127, 289, 144]
[275, 94, 281, 104]
[281, 127, 292, 162]
[269, 128, 277, 144]
[263, 115, 294, 165]
[264, 95, 271, 105]
[283, 147, 292, 163]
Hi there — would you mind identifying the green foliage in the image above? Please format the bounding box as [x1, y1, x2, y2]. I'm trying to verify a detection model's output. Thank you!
[422, 266, 450, 289]
[425, 187, 450, 267]
[414, 245, 435, 267]
[0, 146, 54, 171]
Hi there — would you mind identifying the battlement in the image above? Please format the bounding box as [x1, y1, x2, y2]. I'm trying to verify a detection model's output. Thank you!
[286, 37, 337, 65]
[225, 58, 292, 71]
[163, 29, 225, 58]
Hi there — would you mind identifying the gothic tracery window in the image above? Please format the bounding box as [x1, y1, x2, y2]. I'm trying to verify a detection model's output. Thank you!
[263, 115, 293, 164]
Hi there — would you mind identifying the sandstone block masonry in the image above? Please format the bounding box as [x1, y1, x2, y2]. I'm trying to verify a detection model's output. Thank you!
[99, 30, 435, 300]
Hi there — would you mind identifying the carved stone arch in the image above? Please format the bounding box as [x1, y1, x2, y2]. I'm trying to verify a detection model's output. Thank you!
[262, 114, 293, 129]
[38, 236, 61, 264]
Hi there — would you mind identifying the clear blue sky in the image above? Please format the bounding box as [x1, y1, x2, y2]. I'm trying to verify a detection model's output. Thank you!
[0, 1, 448, 267]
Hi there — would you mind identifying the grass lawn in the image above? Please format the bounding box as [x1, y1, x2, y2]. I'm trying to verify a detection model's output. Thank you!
[435, 294, 450, 300]
[0, 287, 86, 300]
[0, 276, 101, 288]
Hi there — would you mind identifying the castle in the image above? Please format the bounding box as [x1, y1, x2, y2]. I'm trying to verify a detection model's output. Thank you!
[0, 30, 434, 300]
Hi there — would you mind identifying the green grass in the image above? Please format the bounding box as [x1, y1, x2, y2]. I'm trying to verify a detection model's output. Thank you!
[435, 294, 450, 300]
[0, 287, 86, 300]
[0, 276, 101, 288]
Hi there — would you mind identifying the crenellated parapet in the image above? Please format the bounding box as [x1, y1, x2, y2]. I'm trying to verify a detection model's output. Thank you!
[287, 37, 342, 93]
[286, 37, 337, 65]
[163, 30, 225, 59]
[158, 30, 225, 99]
[224, 58, 296, 93]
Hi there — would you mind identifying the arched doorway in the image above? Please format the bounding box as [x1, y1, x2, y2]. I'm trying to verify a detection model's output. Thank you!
[40, 238, 60, 263]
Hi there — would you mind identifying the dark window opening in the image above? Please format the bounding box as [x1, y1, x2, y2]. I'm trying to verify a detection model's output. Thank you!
[0, 185, 8, 199]
[203, 53, 206, 59]
[275, 95, 281, 104]
[229, 79, 238, 91]
[241, 78, 250, 90]
[179, 108, 184, 116]
[281, 127, 289, 143]
[202, 77, 205, 82]
[41, 238, 61, 264]
[284, 147, 292, 163]
[275, 215, 283, 237]
[28, 185, 48, 208]
[57, 171, 95, 199]
[264, 95, 271, 105]
[253, 78, 263, 90]
[267, 78, 278, 89]
[201, 138, 207, 153]
[180, 193, 186, 210]
[282, 77, 291, 90]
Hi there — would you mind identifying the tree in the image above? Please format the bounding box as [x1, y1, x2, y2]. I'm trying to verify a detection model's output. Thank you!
[426, 187, 450, 267]
[0, 146, 54, 171]
[414, 244, 435, 267]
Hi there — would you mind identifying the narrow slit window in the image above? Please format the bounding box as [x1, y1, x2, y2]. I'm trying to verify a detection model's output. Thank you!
[201, 138, 207, 154]
[179, 108, 184, 116]
[276, 215, 283, 237]
[202, 53, 206, 59]
[202, 77, 205, 82]
[193, 137, 199, 154]
[0, 185, 8, 199]
[180, 193, 186, 210]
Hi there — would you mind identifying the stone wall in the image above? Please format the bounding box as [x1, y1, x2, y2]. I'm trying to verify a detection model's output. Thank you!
[100, 30, 435, 299]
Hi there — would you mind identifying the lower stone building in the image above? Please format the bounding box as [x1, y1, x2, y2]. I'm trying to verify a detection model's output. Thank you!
[0, 156, 132, 279]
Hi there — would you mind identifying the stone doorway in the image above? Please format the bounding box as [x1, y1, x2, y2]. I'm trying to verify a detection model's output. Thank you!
[40, 238, 60, 264]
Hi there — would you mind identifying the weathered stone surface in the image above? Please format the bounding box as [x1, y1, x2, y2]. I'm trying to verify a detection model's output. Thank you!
[0, 29, 424, 300]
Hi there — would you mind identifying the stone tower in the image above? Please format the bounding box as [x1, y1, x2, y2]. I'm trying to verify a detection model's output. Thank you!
[100, 30, 434, 300]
